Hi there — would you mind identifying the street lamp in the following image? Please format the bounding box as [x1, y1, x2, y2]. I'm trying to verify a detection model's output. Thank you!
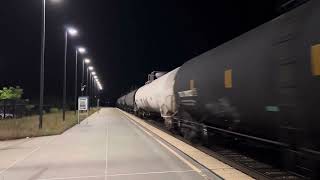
[98, 83, 103, 90]
[94, 80, 103, 108]
[86, 66, 94, 109]
[62, 27, 78, 121]
[86, 66, 94, 96]
[39, 0, 62, 129]
[74, 47, 86, 113]
[91, 71, 96, 105]
[67, 27, 78, 36]
[78, 47, 86, 54]
[84, 59, 90, 64]
[82, 58, 90, 95]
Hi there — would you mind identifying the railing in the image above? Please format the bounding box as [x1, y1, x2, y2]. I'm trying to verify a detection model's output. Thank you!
[0, 100, 65, 120]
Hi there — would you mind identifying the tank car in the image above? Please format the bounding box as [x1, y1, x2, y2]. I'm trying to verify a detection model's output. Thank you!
[123, 90, 137, 113]
[118, 0, 320, 177]
[173, 0, 319, 177]
[135, 68, 180, 128]
[117, 95, 126, 109]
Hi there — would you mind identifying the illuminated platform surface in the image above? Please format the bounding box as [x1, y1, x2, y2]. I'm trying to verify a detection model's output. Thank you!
[0, 108, 225, 180]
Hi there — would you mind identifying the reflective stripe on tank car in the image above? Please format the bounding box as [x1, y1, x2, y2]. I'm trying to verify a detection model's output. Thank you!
[181, 99, 196, 106]
[203, 126, 208, 136]
[178, 89, 198, 97]
[265, 106, 280, 112]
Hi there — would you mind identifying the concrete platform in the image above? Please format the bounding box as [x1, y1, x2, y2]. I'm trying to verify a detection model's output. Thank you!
[120, 109, 254, 180]
[0, 108, 221, 180]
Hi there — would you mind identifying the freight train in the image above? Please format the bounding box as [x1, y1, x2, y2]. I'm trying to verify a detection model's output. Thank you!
[117, 0, 320, 178]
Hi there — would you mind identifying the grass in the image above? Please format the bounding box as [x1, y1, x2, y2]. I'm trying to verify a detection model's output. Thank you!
[0, 108, 99, 140]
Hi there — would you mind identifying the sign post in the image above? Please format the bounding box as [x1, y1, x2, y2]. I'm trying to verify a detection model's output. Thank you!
[78, 96, 89, 124]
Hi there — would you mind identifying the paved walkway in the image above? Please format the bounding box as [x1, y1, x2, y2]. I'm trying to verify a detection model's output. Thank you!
[0, 108, 220, 180]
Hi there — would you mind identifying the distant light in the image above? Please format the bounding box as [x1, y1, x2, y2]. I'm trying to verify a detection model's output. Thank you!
[50, 0, 62, 3]
[94, 76, 98, 79]
[78, 47, 86, 54]
[88, 66, 94, 71]
[91, 72, 96, 75]
[67, 27, 78, 36]
[84, 59, 91, 64]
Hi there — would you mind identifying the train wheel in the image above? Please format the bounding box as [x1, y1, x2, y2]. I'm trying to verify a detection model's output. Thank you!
[181, 127, 198, 144]
[164, 117, 174, 131]
[201, 125, 209, 146]
[179, 111, 199, 143]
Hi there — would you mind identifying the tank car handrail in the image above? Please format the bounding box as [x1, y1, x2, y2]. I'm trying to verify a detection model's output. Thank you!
[279, 0, 310, 13]
[173, 117, 290, 148]
[300, 148, 320, 159]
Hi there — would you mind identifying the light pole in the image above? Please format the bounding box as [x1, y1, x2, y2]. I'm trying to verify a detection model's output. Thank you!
[87, 66, 94, 96]
[39, 0, 46, 129]
[95, 77, 103, 108]
[82, 59, 90, 95]
[94, 75, 98, 105]
[74, 47, 86, 113]
[95, 77, 103, 91]
[63, 27, 78, 121]
[91, 72, 96, 107]
[87, 66, 94, 109]
[39, 0, 61, 129]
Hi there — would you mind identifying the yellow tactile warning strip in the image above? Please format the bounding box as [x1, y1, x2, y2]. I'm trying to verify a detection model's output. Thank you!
[119, 109, 254, 180]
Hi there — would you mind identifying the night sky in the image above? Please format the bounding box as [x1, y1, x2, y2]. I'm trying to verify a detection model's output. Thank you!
[0, 0, 282, 105]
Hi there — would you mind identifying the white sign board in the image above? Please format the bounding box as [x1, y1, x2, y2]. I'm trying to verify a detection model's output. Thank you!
[78, 96, 89, 111]
[78, 96, 89, 124]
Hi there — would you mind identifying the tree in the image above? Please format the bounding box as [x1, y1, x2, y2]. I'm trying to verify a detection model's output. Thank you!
[0, 86, 24, 119]
[0, 86, 24, 100]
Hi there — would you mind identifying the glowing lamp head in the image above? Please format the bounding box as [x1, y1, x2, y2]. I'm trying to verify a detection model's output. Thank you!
[78, 47, 86, 54]
[88, 66, 94, 71]
[84, 59, 91, 64]
[50, 0, 62, 3]
[67, 27, 78, 36]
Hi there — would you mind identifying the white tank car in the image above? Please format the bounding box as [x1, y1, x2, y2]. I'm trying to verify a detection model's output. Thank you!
[135, 68, 180, 128]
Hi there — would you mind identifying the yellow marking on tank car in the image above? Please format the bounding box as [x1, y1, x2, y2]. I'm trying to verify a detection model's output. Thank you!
[225, 69, 233, 88]
[190, 80, 195, 90]
[311, 44, 320, 76]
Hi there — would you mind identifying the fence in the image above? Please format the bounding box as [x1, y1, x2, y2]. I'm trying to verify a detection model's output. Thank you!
[0, 100, 66, 120]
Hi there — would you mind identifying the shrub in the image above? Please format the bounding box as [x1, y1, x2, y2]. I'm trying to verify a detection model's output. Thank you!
[25, 105, 35, 111]
[0, 86, 23, 100]
[49, 108, 60, 113]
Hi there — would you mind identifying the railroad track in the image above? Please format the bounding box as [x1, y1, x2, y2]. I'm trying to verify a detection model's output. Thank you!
[143, 118, 306, 180]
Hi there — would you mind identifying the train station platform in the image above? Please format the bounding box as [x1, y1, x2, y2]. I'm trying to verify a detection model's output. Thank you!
[0, 108, 252, 180]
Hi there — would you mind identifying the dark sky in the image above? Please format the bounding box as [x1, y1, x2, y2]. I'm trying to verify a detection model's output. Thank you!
[0, 0, 282, 105]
